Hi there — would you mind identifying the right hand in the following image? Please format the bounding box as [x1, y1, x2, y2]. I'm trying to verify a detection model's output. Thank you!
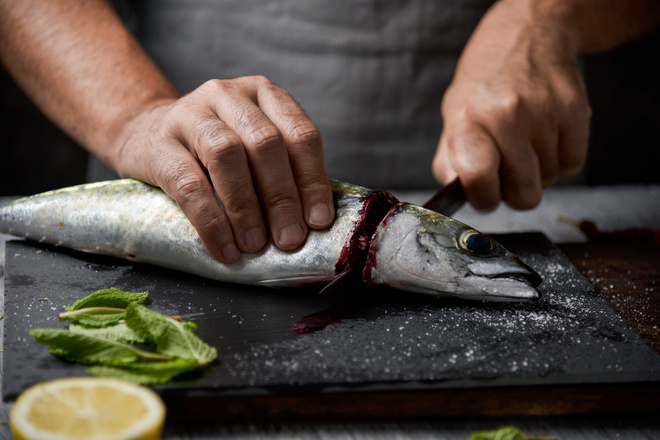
[111, 75, 335, 263]
[432, 0, 591, 211]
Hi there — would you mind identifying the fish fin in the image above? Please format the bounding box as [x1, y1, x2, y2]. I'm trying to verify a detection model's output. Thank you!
[318, 266, 362, 297]
[257, 274, 332, 288]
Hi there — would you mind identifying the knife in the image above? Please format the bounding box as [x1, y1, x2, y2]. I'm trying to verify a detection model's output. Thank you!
[422, 177, 467, 217]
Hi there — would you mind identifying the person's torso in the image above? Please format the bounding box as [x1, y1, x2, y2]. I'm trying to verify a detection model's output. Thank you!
[131, 0, 494, 189]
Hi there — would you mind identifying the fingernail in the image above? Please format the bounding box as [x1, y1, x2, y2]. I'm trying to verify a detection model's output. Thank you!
[244, 227, 266, 252]
[308, 202, 332, 227]
[221, 243, 240, 262]
[278, 223, 305, 248]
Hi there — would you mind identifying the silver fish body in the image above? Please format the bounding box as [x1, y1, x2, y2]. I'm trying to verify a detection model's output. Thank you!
[0, 179, 396, 287]
[0, 179, 541, 301]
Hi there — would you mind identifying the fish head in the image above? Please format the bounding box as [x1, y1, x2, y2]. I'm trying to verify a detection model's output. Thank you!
[364, 203, 542, 302]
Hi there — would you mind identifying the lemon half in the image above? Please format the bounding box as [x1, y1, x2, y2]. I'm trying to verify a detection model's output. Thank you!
[10, 377, 166, 440]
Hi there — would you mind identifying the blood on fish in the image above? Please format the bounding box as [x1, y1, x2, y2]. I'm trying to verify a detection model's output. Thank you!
[334, 191, 398, 277]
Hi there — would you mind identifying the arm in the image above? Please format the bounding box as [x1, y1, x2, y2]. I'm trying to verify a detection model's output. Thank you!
[432, 0, 660, 210]
[0, 0, 335, 261]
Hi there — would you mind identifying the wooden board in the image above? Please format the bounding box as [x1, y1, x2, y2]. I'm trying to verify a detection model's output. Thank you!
[3, 234, 660, 421]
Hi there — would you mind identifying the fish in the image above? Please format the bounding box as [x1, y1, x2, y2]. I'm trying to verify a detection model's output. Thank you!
[0, 179, 542, 301]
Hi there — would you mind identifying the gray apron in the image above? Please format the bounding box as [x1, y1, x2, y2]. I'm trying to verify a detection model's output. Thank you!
[123, 0, 495, 189]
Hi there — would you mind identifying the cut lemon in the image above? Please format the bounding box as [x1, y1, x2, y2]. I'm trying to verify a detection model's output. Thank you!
[10, 377, 166, 440]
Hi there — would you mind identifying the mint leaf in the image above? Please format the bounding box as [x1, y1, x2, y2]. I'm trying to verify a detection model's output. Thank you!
[31, 287, 217, 386]
[65, 288, 149, 311]
[69, 322, 147, 345]
[29, 328, 171, 366]
[470, 426, 527, 440]
[86, 358, 200, 385]
[62, 310, 126, 328]
[125, 303, 217, 364]
[182, 321, 198, 332]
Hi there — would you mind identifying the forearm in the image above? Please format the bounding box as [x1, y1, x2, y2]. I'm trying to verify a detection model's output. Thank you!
[494, 0, 660, 57]
[0, 0, 179, 167]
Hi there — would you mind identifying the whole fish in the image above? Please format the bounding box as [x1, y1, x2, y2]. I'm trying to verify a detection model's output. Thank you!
[0, 179, 541, 301]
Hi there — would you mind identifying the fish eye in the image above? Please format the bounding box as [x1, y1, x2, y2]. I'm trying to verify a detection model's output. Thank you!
[459, 230, 495, 257]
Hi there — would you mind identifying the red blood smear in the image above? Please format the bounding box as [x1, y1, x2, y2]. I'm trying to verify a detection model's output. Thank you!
[580, 221, 660, 246]
[334, 191, 399, 276]
[293, 304, 343, 334]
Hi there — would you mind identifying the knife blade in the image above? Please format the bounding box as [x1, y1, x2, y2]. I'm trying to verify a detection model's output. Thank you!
[422, 178, 467, 217]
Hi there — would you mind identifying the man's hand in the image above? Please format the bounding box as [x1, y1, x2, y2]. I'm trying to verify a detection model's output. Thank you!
[113, 76, 335, 263]
[433, 0, 591, 211]
[0, 0, 334, 263]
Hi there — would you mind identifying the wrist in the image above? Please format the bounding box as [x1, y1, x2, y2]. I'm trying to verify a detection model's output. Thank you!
[517, 0, 660, 56]
[101, 97, 177, 176]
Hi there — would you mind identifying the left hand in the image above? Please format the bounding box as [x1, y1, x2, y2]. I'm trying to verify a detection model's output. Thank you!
[432, 0, 592, 211]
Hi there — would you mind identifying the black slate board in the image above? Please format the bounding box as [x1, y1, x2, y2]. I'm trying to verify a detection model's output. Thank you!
[3, 234, 660, 417]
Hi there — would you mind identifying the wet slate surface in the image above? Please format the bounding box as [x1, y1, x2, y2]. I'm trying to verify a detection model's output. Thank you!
[3, 233, 660, 401]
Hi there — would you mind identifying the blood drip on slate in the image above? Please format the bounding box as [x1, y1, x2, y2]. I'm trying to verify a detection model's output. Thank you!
[296, 190, 398, 334]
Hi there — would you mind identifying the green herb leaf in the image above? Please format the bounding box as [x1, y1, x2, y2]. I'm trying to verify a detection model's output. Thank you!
[62, 311, 126, 328]
[69, 322, 147, 345]
[125, 303, 217, 364]
[31, 287, 216, 386]
[470, 426, 527, 440]
[86, 358, 202, 385]
[182, 321, 198, 332]
[29, 328, 172, 366]
[65, 287, 149, 311]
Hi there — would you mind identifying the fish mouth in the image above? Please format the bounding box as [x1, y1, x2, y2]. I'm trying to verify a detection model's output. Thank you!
[461, 274, 540, 302]
[466, 259, 543, 302]
[490, 270, 543, 288]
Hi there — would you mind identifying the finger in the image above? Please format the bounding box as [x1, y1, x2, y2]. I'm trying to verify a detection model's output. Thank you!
[255, 79, 335, 229]
[557, 96, 591, 178]
[530, 125, 560, 189]
[208, 77, 308, 251]
[149, 138, 242, 264]
[440, 123, 502, 211]
[477, 99, 544, 210]
[180, 110, 268, 254]
[529, 95, 561, 189]
[431, 131, 458, 185]
[499, 139, 543, 210]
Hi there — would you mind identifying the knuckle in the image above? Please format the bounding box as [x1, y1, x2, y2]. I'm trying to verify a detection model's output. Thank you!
[495, 92, 524, 124]
[574, 101, 592, 123]
[220, 180, 258, 214]
[250, 74, 273, 86]
[199, 78, 231, 95]
[206, 135, 243, 163]
[463, 91, 525, 128]
[461, 168, 495, 193]
[189, 117, 245, 164]
[171, 173, 208, 200]
[248, 126, 283, 152]
[262, 188, 299, 214]
[195, 211, 226, 233]
[237, 75, 274, 91]
[191, 116, 221, 144]
[535, 92, 556, 121]
[293, 170, 328, 192]
[562, 90, 592, 123]
[286, 122, 322, 149]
